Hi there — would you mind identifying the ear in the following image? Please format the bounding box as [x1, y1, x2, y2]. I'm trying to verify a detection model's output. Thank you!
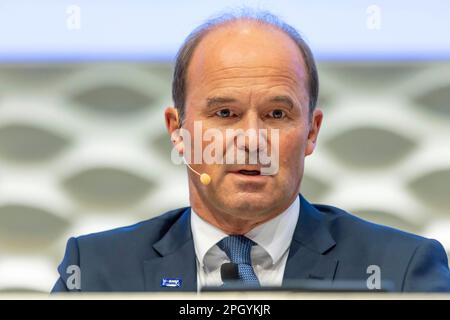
[305, 108, 323, 156]
[164, 107, 184, 155]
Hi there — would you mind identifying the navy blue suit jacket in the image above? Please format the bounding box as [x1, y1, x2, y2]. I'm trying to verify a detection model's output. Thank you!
[52, 194, 450, 292]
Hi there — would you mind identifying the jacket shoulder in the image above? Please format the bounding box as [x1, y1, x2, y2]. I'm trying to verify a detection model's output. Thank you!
[76, 207, 189, 250]
[312, 202, 429, 248]
[52, 207, 190, 292]
[311, 202, 450, 292]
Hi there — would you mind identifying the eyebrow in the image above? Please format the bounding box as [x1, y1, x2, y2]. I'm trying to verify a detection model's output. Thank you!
[268, 95, 295, 110]
[206, 97, 238, 108]
[205, 95, 295, 110]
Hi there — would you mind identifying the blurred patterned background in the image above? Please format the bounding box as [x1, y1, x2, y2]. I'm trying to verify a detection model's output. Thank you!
[0, 0, 449, 293]
[0, 61, 448, 292]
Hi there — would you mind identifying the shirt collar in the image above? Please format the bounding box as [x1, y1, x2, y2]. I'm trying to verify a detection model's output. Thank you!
[190, 195, 300, 268]
[245, 195, 299, 265]
[190, 208, 229, 269]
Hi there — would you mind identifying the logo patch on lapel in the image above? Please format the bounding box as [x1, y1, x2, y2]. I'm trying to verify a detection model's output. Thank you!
[161, 278, 182, 288]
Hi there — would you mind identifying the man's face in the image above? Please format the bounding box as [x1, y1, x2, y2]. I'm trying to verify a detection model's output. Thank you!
[179, 22, 322, 220]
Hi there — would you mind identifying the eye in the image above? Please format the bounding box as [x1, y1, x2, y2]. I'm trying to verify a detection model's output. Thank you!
[268, 109, 286, 119]
[215, 108, 236, 118]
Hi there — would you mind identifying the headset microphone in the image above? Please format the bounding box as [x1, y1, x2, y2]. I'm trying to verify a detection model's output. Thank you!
[175, 109, 211, 185]
[182, 157, 211, 185]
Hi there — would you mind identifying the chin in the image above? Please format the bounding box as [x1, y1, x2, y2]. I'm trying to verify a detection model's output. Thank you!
[222, 191, 278, 216]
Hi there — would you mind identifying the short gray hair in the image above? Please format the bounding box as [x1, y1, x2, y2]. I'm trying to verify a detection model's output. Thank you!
[172, 8, 319, 125]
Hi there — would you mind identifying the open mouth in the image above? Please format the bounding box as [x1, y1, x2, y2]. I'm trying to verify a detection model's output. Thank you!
[237, 170, 261, 176]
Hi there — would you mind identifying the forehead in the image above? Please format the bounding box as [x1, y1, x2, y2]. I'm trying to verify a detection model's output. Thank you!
[186, 21, 308, 98]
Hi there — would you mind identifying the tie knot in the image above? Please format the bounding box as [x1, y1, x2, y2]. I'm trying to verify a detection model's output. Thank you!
[217, 235, 255, 265]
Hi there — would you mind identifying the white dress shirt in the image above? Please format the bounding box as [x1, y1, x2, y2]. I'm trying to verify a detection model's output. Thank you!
[190, 195, 300, 291]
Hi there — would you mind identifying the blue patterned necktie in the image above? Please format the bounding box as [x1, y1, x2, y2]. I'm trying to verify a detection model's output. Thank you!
[218, 235, 260, 286]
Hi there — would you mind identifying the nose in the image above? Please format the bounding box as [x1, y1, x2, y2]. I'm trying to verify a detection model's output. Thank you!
[235, 112, 268, 155]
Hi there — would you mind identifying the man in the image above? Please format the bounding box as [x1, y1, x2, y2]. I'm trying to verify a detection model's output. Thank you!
[52, 9, 450, 293]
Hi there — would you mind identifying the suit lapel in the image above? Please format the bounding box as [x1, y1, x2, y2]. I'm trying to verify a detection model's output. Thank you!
[142, 195, 338, 291]
[283, 194, 339, 285]
[143, 208, 197, 292]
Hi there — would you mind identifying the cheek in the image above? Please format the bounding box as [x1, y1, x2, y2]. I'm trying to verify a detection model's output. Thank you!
[278, 130, 305, 168]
